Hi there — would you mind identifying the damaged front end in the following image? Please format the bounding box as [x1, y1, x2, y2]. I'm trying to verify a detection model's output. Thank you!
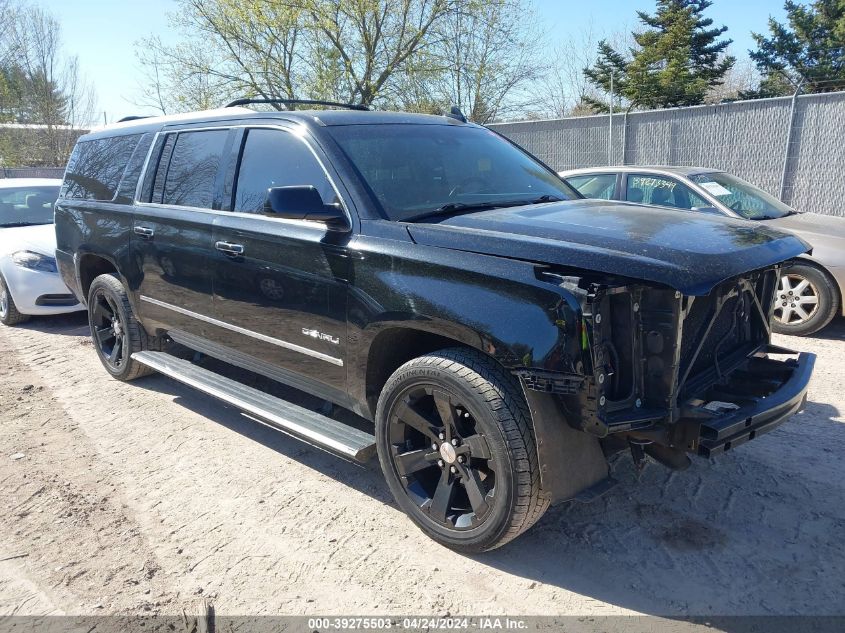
[523, 265, 815, 502]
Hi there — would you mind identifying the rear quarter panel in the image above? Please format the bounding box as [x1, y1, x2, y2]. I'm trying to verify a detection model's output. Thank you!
[54, 199, 135, 303]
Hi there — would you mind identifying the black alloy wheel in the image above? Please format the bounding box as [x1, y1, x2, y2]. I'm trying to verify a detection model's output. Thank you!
[376, 348, 548, 552]
[91, 288, 128, 370]
[86, 274, 158, 381]
[389, 385, 497, 530]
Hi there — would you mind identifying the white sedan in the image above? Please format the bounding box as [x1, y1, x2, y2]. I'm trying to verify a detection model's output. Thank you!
[0, 178, 84, 326]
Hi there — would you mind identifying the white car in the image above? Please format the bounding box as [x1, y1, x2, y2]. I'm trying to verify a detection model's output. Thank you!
[0, 178, 84, 326]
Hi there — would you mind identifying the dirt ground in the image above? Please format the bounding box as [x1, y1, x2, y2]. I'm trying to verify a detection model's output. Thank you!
[1, 311, 844, 619]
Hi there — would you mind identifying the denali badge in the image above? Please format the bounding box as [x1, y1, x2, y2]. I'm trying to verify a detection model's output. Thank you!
[302, 328, 340, 345]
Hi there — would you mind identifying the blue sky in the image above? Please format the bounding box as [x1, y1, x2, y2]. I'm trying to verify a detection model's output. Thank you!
[39, 0, 787, 123]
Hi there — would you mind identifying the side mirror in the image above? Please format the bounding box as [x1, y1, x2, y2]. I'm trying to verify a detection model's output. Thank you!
[691, 205, 722, 215]
[264, 186, 349, 230]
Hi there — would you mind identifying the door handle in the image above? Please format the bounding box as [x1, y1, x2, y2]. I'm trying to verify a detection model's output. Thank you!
[215, 241, 245, 256]
[134, 226, 154, 239]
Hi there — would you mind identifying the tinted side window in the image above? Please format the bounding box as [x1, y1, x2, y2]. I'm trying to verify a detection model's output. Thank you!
[160, 130, 228, 209]
[233, 128, 336, 214]
[149, 134, 176, 204]
[566, 174, 616, 200]
[61, 134, 142, 201]
[114, 132, 154, 203]
[626, 174, 708, 209]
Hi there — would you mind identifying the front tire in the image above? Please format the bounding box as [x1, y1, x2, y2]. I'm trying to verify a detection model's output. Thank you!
[376, 348, 548, 553]
[87, 274, 158, 381]
[0, 275, 30, 326]
[772, 263, 839, 336]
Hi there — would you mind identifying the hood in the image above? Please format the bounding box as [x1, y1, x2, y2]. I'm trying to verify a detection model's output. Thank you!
[0, 223, 57, 258]
[407, 199, 810, 296]
[762, 211, 845, 266]
[763, 211, 845, 239]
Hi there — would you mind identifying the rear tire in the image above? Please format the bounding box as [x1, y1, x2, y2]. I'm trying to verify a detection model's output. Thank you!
[0, 275, 30, 326]
[376, 348, 548, 553]
[87, 274, 162, 381]
[772, 263, 838, 337]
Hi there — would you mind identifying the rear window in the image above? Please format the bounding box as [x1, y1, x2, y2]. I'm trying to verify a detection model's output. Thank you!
[61, 134, 142, 201]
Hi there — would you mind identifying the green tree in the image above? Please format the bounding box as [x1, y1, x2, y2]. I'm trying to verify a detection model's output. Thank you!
[0, 3, 94, 166]
[583, 0, 734, 111]
[135, 0, 542, 121]
[745, 0, 845, 97]
[137, 0, 461, 112]
[393, 0, 546, 122]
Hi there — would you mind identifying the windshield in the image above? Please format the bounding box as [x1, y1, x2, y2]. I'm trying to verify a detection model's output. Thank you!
[329, 124, 578, 221]
[0, 185, 59, 227]
[690, 172, 794, 220]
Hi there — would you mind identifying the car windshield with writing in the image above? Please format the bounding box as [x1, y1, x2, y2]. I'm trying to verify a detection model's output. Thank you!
[691, 172, 795, 220]
[0, 186, 60, 228]
[329, 124, 578, 221]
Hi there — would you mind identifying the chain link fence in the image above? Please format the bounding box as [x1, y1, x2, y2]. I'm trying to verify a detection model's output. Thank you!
[1, 167, 65, 179]
[489, 90, 845, 217]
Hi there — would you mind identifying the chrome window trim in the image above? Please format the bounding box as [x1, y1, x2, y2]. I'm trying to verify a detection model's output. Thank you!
[133, 123, 353, 229]
[140, 295, 344, 367]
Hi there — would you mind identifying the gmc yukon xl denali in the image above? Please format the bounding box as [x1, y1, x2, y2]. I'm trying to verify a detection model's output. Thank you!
[55, 101, 815, 552]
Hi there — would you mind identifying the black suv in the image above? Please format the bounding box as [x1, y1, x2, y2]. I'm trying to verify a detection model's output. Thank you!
[55, 101, 815, 552]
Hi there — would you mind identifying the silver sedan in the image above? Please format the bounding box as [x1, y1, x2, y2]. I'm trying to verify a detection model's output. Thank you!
[560, 166, 845, 336]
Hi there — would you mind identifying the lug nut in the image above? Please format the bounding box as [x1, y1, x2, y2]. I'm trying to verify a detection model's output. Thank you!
[450, 466, 457, 474]
[635, 398, 642, 408]
[633, 302, 639, 313]
[599, 396, 606, 406]
[431, 443, 438, 451]
[458, 456, 465, 463]
[595, 314, 602, 324]
[451, 438, 458, 446]
[464, 412, 470, 418]
[598, 373, 605, 384]
[438, 433, 445, 440]
[437, 460, 444, 468]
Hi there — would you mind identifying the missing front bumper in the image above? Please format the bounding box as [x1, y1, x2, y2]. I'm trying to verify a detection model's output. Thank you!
[686, 347, 816, 458]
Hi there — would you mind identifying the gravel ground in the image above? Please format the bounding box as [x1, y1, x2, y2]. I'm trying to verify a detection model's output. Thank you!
[0, 312, 843, 619]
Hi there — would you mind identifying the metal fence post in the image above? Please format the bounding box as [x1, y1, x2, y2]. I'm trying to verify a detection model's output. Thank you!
[621, 111, 629, 165]
[779, 81, 804, 201]
[608, 71, 614, 164]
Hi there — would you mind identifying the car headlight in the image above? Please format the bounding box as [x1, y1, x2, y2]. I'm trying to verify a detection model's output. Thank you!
[11, 250, 58, 273]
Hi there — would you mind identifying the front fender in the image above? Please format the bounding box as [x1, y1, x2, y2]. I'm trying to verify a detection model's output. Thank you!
[348, 239, 584, 379]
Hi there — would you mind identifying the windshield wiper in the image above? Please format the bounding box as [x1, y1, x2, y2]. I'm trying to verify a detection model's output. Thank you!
[409, 201, 509, 222]
[409, 195, 565, 222]
[530, 194, 563, 204]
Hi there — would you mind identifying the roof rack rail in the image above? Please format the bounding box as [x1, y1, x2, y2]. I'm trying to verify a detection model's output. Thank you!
[117, 115, 152, 123]
[225, 98, 369, 111]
